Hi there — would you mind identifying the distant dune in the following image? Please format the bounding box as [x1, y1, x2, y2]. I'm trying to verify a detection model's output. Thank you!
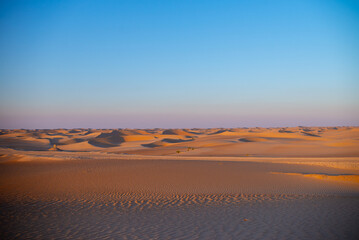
[1, 127, 359, 239]
[1, 126, 358, 157]
[161, 129, 193, 135]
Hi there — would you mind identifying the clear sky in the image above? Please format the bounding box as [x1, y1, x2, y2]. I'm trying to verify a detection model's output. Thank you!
[0, 0, 358, 129]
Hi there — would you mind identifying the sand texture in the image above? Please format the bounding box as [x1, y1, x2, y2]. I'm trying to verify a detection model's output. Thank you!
[1, 127, 359, 239]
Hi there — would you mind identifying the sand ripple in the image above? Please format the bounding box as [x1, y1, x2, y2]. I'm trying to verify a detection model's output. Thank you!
[1, 193, 359, 240]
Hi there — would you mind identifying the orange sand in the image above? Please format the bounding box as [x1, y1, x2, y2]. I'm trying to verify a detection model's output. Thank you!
[1, 127, 359, 239]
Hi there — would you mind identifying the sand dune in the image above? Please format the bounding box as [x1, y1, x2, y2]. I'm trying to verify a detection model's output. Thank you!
[1, 126, 358, 157]
[1, 127, 359, 239]
[162, 129, 193, 135]
[238, 137, 268, 142]
[88, 130, 125, 147]
[0, 136, 49, 151]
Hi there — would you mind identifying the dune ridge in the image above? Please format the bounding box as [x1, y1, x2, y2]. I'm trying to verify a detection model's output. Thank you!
[1, 126, 358, 158]
[1, 126, 359, 239]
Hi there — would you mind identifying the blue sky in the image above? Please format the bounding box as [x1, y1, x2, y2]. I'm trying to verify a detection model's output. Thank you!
[0, 0, 358, 128]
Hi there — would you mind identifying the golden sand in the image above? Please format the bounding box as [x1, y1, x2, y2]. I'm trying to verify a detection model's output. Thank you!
[1, 127, 359, 239]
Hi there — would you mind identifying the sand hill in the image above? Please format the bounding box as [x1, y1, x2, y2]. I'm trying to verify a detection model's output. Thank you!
[1, 127, 359, 239]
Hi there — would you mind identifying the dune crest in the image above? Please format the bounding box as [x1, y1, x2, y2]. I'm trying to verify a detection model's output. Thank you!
[88, 130, 125, 147]
[0, 126, 358, 157]
[1, 127, 359, 239]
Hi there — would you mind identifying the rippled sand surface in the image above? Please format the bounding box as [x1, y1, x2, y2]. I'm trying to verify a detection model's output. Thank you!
[1, 159, 359, 239]
[1, 127, 359, 239]
[2, 193, 359, 240]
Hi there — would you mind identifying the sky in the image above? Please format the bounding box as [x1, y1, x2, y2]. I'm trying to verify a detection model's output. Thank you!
[0, 0, 358, 129]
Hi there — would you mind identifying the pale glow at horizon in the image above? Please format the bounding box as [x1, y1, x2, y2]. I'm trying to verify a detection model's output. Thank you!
[0, 0, 358, 129]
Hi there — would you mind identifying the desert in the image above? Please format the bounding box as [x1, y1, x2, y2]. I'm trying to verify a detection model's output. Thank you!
[2, 0, 358, 239]
[1, 126, 359, 239]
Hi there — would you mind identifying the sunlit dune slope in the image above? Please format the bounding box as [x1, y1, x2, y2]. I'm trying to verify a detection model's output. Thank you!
[0, 127, 358, 157]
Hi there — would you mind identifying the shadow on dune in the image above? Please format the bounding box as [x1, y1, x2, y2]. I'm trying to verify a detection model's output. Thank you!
[238, 137, 267, 142]
[0, 138, 49, 151]
[161, 129, 192, 135]
[142, 138, 194, 148]
[278, 129, 295, 133]
[301, 132, 321, 137]
[88, 130, 125, 148]
[208, 129, 234, 135]
[45, 137, 63, 145]
[162, 138, 193, 143]
[238, 137, 303, 143]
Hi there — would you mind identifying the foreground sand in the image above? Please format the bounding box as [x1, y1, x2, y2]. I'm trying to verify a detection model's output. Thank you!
[1, 127, 359, 239]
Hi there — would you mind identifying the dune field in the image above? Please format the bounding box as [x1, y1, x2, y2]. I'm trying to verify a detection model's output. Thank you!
[1, 126, 359, 239]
